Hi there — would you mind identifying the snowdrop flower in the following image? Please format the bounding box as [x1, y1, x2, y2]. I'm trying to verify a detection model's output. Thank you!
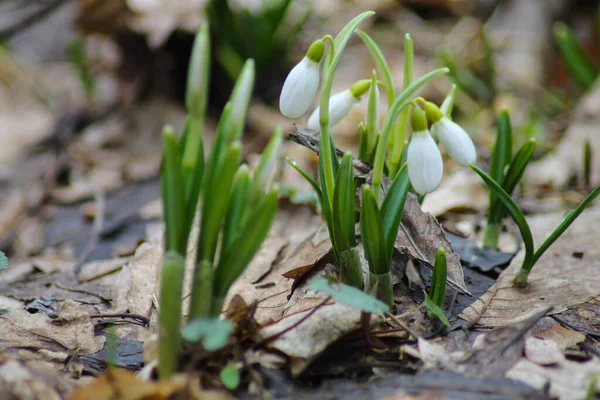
[407, 107, 443, 195]
[307, 79, 371, 130]
[424, 101, 477, 166]
[279, 39, 325, 119]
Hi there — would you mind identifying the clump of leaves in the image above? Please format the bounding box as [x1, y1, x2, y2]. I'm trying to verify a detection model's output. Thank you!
[159, 24, 281, 378]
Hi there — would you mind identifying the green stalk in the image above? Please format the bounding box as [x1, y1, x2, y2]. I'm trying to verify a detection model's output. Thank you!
[388, 34, 413, 178]
[367, 271, 393, 309]
[372, 68, 449, 200]
[158, 251, 185, 378]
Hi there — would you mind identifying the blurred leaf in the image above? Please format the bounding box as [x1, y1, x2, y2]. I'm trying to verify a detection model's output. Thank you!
[182, 318, 234, 350]
[380, 165, 410, 258]
[308, 277, 389, 314]
[553, 22, 598, 89]
[220, 364, 241, 390]
[0, 251, 8, 273]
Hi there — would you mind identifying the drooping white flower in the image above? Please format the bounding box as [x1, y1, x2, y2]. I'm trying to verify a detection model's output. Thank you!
[279, 39, 324, 119]
[407, 130, 444, 195]
[431, 117, 477, 166]
[424, 100, 477, 166]
[407, 106, 444, 195]
[306, 79, 371, 130]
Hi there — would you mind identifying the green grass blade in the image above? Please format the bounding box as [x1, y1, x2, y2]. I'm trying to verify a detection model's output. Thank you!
[533, 184, 600, 264]
[248, 127, 283, 206]
[470, 163, 535, 270]
[162, 126, 185, 254]
[356, 29, 395, 106]
[285, 157, 321, 200]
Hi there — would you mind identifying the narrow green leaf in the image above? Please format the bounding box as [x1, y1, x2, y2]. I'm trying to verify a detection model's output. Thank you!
[223, 165, 251, 253]
[424, 295, 450, 326]
[380, 164, 410, 259]
[162, 126, 186, 254]
[332, 12, 375, 67]
[365, 70, 380, 154]
[285, 157, 322, 200]
[183, 116, 205, 225]
[356, 29, 395, 106]
[487, 108, 513, 225]
[360, 185, 389, 275]
[583, 139, 592, 188]
[68, 37, 95, 100]
[470, 163, 535, 271]
[333, 153, 356, 251]
[158, 252, 185, 378]
[534, 184, 600, 264]
[214, 186, 279, 297]
[308, 277, 389, 314]
[430, 248, 447, 307]
[553, 22, 598, 89]
[248, 127, 283, 206]
[182, 317, 234, 350]
[501, 138, 536, 197]
[199, 142, 241, 264]
[358, 123, 368, 162]
[186, 24, 210, 120]
[226, 59, 255, 141]
[220, 364, 241, 390]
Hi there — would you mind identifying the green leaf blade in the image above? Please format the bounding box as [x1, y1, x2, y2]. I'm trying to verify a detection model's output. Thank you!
[308, 277, 389, 314]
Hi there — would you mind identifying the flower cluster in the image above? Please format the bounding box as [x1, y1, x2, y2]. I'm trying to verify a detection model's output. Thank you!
[407, 100, 477, 194]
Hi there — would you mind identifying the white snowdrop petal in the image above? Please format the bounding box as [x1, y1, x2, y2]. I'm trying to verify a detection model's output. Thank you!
[407, 130, 444, 195]
[279, 57, 320, 119]
[432, 117, 477, 166]
[306, 90, 357, 130]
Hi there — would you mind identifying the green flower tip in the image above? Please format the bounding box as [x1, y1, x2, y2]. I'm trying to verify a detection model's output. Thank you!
[553, 22, 568, 38]
[350, 79, 372, 99]
[411, 106, 428, 132]
[342, 151, 353, 161]
[436, 248, 446, 258]
[404, 33, 412, 42]
[306, 39, 325, 63]
[423, 101, 444, 124]
[162, 125, 176, 138]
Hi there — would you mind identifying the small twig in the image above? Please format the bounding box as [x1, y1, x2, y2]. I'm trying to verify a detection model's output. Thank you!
[90, 313, 150, 326]
[252, 296, 331, 349]
[74, 186, 106, 278]
[385, 311, 421, 339]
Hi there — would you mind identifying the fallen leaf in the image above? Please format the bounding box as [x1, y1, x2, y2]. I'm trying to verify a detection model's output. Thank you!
[126, 242, 162, 317]
[0, 300, 105, 354]
[0, 359, 75, 399]
[421, 168, 488, 217]
[460, 206, 600, 327]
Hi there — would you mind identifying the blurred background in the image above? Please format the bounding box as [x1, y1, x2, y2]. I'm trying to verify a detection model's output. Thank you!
[0, 0, 598, 262]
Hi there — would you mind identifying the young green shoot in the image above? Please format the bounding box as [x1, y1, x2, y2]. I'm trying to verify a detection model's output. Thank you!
[471, 163, 600, 287]
[553, 22, 598, 89]
[424, 248, 450, 326]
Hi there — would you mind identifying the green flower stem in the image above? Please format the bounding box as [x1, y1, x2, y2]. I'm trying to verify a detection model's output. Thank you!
[158, 251, 185, 378]
[482, 223, 501, 249]
[320, 11, 374, 208]
[368, 271, 393, 308]
[371, 68, 449, 200]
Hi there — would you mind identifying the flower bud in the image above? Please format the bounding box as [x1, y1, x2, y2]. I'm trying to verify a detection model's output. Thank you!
[279, 39, 324, 119]
[307, 79, 371, 130]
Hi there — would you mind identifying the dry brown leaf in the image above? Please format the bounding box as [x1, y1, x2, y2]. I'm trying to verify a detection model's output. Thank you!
[0, 359, 76, 400]
[126, 242, 162, 317]
[77, 256, 131, 282]
[507, 353, 600, 400]
[460, 206, 600, 327]
[52, 168, 123, 204]
[530, 317, 586, 351]
[421, 168, 487, 217]
[0, 300, 105, 354]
